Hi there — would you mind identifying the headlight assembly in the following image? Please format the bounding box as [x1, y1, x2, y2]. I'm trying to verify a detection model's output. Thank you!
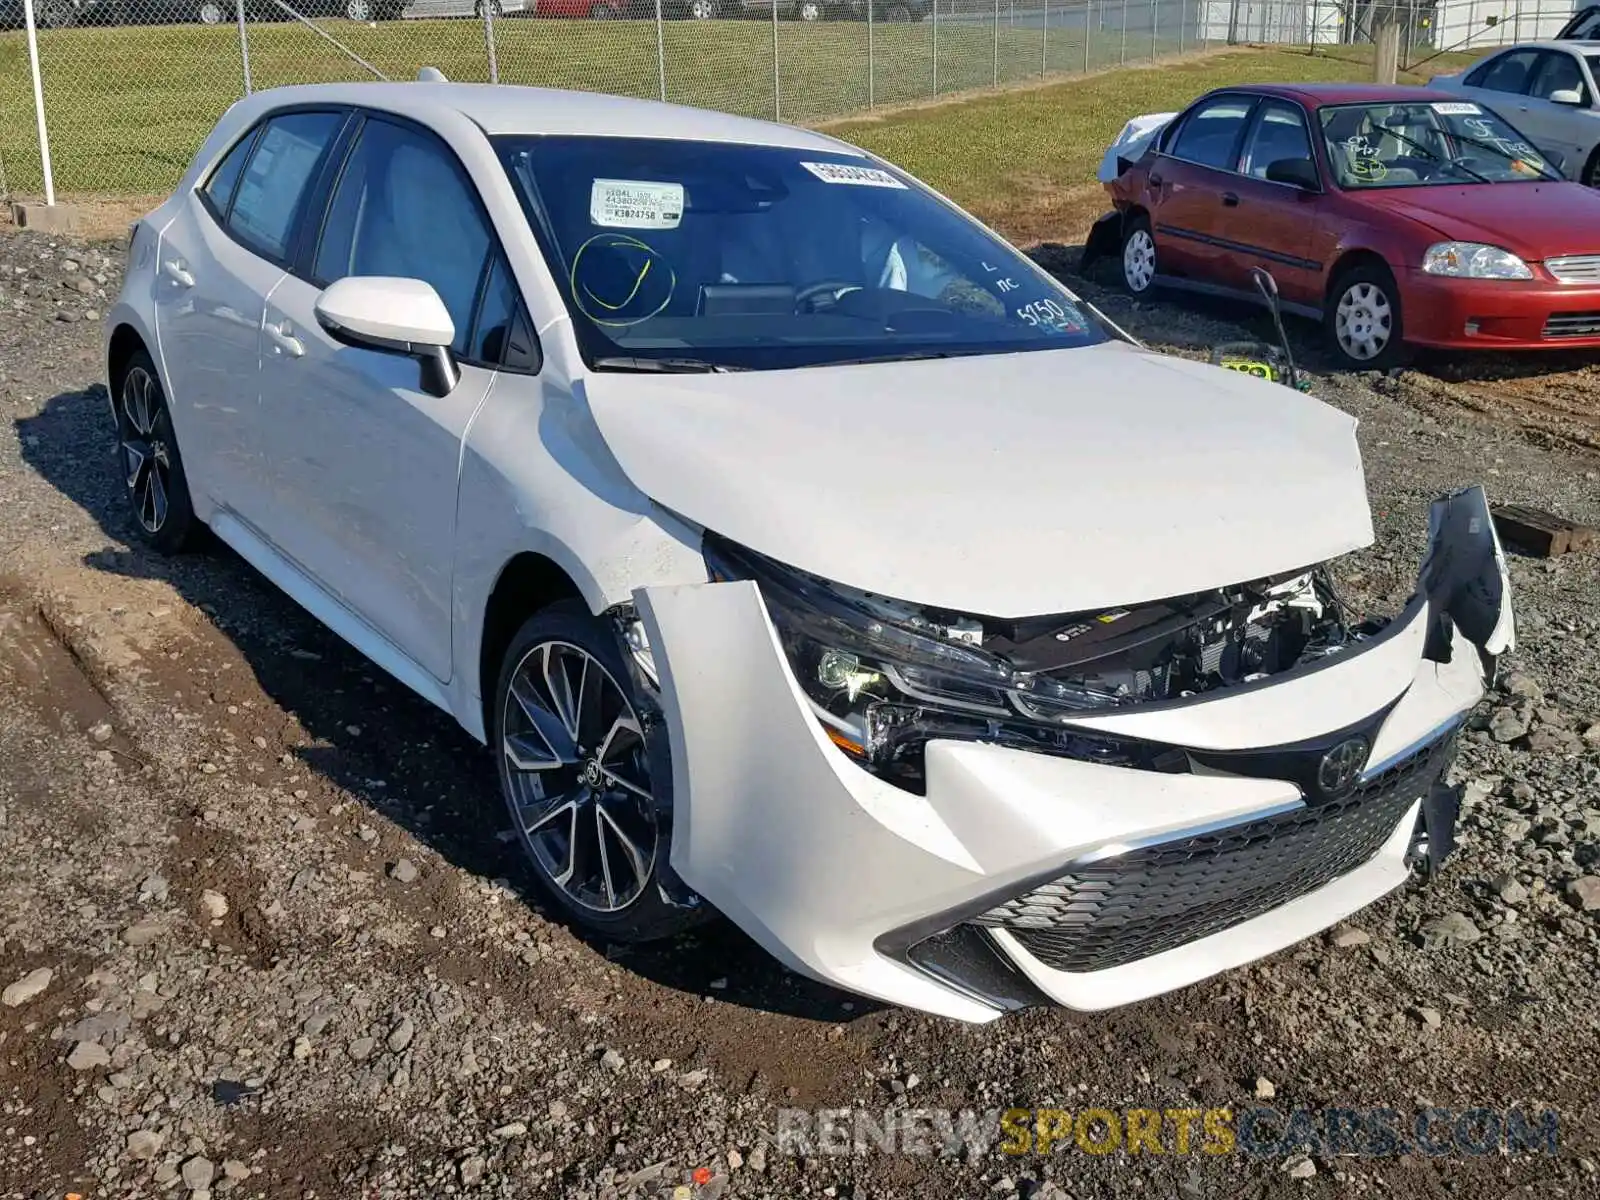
[1421, 242, 1533, 280]
[702, 537, 1262, 791]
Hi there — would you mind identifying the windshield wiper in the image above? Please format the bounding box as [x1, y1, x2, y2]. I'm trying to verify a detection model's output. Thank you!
[818, 350, 982, 367]
[1366, 124, 1494, 184]
[1446, 132, 1563, 180]
[592, 356, 744, 373]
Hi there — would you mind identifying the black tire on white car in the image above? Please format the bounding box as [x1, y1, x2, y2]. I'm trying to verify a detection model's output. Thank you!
[492, 601, 704, 943]
[1325, 262, 1406, 371]
[1120, 213, 1157, 295]
[114, 349, 203, 555]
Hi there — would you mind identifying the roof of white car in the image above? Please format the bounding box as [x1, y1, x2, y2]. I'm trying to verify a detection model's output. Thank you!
[232, 80, 854, 153]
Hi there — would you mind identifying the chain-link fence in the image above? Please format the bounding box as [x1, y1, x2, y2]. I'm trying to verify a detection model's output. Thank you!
[0, 0, 1586, 200]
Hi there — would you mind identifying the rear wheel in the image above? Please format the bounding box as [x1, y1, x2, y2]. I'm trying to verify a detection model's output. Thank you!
[1121, 214, 1157, 295]
[197, 1, 224, 22]
[795, 0, 822, 17]
[493, 602, 704, 942]
[688, 0, 717, 14]
[1326, 262, 1405, 370]
[114, 350, 202, 554]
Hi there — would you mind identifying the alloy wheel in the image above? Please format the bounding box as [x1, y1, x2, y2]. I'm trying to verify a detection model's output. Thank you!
[119, 367, 172, 535]
[1123, 229, 1156, 293]
[198, 1, 224, 22]
[501, 641, 658, 914]
[1335, 281, 1392, 361]
[346, 0, 371, 18]
[689, 0, 715, 14]
[797, 0, 821, 18]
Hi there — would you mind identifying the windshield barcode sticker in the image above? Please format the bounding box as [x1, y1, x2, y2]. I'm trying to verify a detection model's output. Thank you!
[590, 179, 684, 230]
[800, 161, 908, 189]
[1431, 101, 1482, 115]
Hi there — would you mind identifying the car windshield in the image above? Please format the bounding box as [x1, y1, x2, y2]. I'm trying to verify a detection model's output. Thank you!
[496, 135, 1109, 371]
[1319, 101, 1559, 188]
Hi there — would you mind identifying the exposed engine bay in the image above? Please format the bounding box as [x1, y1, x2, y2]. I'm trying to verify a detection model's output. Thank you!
[704, 536, 1386, 790]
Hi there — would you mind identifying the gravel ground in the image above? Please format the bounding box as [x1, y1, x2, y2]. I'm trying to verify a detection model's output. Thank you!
[0, 228, 1598, 1200]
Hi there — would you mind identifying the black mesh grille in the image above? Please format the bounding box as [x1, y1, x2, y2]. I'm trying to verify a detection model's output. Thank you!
[975, 735, 1455, 974]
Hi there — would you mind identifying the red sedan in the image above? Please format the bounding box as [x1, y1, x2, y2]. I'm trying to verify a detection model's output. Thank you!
[1091, 83, 1600, 368]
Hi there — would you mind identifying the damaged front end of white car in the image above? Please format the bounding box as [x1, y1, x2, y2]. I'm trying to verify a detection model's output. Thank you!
[631, 487, 1512, 1023]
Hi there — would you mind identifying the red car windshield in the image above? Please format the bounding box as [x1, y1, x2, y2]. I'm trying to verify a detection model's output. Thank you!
[1318, 101, 1562, 188]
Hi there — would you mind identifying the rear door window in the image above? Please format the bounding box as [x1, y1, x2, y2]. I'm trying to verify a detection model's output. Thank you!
[202, 129, 258, 218]
[227, 111, 346, 263]
[1170, 97, 1257, 172]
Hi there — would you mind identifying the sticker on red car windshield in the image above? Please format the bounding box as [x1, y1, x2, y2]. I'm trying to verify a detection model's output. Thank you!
[800, 161, 908, 188]
[1431, 101, 1483, 115]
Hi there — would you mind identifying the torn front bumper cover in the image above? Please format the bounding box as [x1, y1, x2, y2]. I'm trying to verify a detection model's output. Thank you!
[635, 487, 1514, 1023]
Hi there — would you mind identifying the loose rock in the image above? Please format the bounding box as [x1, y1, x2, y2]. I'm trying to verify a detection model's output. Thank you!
[1, 965, 52, 1007]
[181, 1155, 215, 1190]
[66, 1041, 110, 1070]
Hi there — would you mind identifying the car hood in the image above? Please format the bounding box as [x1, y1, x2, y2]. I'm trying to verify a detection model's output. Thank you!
[581, 342, 1374, 617]
[1359, 181, 1600, 257]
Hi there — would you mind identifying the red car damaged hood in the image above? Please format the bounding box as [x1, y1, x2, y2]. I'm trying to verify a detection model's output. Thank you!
[1358, 181, 1600, 260]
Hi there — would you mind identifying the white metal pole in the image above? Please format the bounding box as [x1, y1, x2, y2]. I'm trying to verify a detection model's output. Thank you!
[483, 0, 498, 82]
[654, 0, 665, 100]
[235, 0, 253, 94]
[868, 0, 875, 108]
[22, 0, 55, 207]
[932, 0, 939, 96]
[772, 0, 780, 120]
[1041, 0, 1048, 76]
[993, 0, 999, 86]
[1085, 0, 1092, 70]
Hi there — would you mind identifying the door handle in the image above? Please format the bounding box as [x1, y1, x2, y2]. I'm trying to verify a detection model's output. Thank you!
[1149, 171, 1164, 187]
[161, 258, 194, 288]
[1222, 192, 1240, 207]
[266, 320, 304, 359]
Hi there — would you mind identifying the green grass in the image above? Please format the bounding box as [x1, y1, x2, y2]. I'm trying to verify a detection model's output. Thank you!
[0, 18, 1479, 235]
[1, 17, 1093, 195]
[827, 43, 1483, 239]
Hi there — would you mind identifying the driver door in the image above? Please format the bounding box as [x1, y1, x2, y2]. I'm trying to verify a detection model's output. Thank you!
[1214, 99, 1324, 309]
[1514, 50, 1594, 172]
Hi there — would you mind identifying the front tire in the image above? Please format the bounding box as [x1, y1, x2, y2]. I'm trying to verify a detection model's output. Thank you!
[1326, 262, 1405, 370]
[493, 602, 701, 942]
[197, 1, 224, 23]
[114, 350, 202, 554]
[794, 0, 822, 18]
[688, 0, 717, 15]
[1121, 214, 1157, 295]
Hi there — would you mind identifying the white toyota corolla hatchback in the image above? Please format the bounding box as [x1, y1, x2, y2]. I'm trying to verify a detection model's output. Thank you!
[106, 78, 1515, 1022]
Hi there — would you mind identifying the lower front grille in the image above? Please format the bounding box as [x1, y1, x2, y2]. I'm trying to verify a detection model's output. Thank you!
[1543, 311, 1600, 338]
[974, 734, 1455, 974]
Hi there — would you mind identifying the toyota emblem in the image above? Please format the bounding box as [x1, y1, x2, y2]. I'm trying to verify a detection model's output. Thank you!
[1317, 737, 1370, 797]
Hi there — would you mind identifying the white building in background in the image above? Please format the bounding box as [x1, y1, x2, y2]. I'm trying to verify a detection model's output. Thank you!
[1199, 0, 1576, 51]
